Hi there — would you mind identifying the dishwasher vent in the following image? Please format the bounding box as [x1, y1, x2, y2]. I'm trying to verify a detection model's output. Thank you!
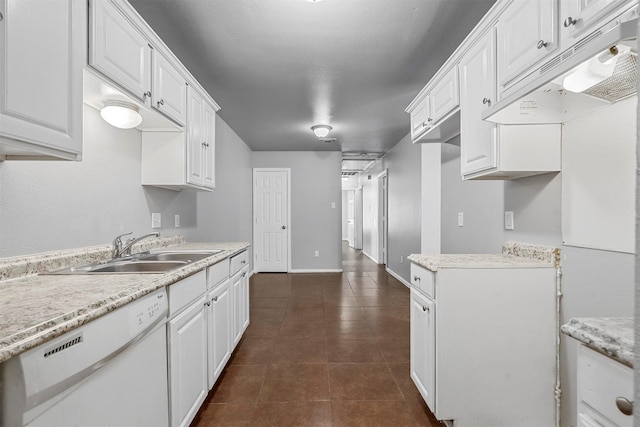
[43, 334, 83, 358]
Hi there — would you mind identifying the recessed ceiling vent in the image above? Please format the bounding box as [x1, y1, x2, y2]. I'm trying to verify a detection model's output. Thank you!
[342, 171, 358, 176]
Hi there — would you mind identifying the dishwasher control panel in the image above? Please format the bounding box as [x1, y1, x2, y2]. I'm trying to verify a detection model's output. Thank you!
[128, 289, 168, 337]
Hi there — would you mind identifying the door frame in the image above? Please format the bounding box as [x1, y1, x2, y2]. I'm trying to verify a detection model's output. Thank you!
[355, 186, 363, 250]
[378, 169, 388, 265]
[252, 168, 292, 273]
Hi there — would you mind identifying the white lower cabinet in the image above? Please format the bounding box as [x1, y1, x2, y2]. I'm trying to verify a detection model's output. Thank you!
[230, 251, 250, 347]
[577, 346, 633, 427]
[410, 288, 435, 411]
[409, 261, 556, 427]
[207, 278, 231, 389]
[167, 253, 250, 426]
[167, 271, 208, 427]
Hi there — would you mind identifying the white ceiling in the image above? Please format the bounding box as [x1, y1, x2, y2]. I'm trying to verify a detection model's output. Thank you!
[129, 0, 495, 155]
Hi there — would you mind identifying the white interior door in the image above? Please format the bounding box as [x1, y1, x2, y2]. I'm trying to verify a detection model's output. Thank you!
[253, 169, 290, 272]
[355, 187, 363, 250]
[347, 190, 355, 247]
[379, 171, 388, 265]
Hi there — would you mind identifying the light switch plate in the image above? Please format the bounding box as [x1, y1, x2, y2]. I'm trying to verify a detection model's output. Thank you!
[174, 214, 180, 228]
[151, 213, 162, 229]
[457, 212, 464, 227]
[505, 211, 514, 230]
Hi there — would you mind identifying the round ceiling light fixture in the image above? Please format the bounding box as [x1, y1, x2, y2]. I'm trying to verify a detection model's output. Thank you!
[311, 124, 332, 138]
[100, 101, 143, 129]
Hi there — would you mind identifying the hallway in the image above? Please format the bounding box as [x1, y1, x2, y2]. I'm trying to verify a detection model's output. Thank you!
[192, 243, 439, 426]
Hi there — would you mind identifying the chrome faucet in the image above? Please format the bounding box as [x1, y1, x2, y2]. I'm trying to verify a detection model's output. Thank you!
[112, 232, 160, 259]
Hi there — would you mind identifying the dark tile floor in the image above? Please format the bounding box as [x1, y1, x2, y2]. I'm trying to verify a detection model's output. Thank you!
[191, 243, 441, 426]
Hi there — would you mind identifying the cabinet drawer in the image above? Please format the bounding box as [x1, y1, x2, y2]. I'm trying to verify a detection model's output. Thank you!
[208, 260, 228, 289]
[410, 263, 435, 299]
[229, 251, 249, 276]
[578, 345, 633, 427]
[168, 270, 207, 317]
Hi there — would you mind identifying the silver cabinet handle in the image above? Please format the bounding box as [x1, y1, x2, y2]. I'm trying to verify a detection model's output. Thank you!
[413, 275, 421, 282]
[242, 272, 247, 277]
[281, 225, 286, 230]
[616, 397, 633, 416]
[0, 12, 4, 21]
[482, 97, 491, 106]
[143, 91, 151, 101]
[427, 117, 433, 123]
[204, 301, 211, 307]
[537, 40, 548, 49]
[421, 121, 428, 128]
[157, 99, 165, 107]
[202, 142, 210, 148]
[241, 260, 246, 264]
[564, 17, 577, 27]
[213, 296, 218, 302]
[422, 305, 429, 312]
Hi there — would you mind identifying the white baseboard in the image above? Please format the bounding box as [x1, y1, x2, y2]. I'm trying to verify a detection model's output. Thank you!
[385, 267, 411, 289]
[362, 251, 378, 264]
[288, 269, 343, 273]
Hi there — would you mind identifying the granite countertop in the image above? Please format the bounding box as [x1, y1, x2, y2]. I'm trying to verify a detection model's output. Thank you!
[0, 239, 250, 364]
[561, 317, 634, 367]
[408, 241, 559, 272]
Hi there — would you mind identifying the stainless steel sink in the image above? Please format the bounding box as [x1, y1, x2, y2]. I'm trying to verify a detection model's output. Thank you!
[44, 249, 224, 275]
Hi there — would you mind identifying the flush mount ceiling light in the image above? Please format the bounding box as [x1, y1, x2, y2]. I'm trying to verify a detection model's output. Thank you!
[311, 124, 332, 138]
[100, 101, 143, 129]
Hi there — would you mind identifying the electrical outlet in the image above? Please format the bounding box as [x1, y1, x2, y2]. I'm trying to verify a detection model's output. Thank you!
[151, 213, 162, 229]
[457, 212, 464, 227]
[331, 202, 336, 209]
[504, 211, 514, 230]
[400, 255, 404, 264]
[174, 214, 181, 228]
[314, 250, 319, 257]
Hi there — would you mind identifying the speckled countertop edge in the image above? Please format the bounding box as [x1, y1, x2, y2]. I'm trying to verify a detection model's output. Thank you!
[561, 317, 634, 367]
[0, 240, 250, 363]
[407, 242, 558, 272]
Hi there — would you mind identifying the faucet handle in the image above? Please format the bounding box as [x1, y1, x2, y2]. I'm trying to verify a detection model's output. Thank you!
[113, 232, 133, 246]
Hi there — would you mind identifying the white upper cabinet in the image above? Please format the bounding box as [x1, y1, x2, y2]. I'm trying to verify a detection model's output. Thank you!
[187, 87, 206, 188]
[459, 30, 498, 177]
[408, 66, 460, 144]
[89, 0, 152, 103]
[152, 50, 187, 125]
[497, 0, 557, 90]
[410, 97, 431, 141]
[0, 0, 84, 160]
[560, 0, 633, 48]
[429, 67, 459, 124]
[202, 101, 216, 189]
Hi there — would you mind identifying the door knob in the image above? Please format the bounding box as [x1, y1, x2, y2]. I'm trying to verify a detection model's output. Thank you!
[564, 16, 577, 27]
[281, 225, 286, 230]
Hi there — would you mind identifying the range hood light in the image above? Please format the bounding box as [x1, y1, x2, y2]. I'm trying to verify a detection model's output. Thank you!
[562, 46, 622, 93]
[100, 101, 143, 129]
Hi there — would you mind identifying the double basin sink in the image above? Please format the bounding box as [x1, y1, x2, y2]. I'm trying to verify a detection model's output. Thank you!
[46, 249, 224, 275]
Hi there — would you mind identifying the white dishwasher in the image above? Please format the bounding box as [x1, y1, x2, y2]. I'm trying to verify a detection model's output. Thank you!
[1, 288, 169, 427]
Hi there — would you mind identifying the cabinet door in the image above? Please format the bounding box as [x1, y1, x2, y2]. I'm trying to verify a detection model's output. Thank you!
[153, 51, 187, 125]
[560, 0, 631, 47]
[429, 67, 459, 124]
[186, 87, 204, 187]
[240, 266, 250, 333]
[497, 0, 557, 88]
[410, 289, 435, 412]
[459, 30, 498, 176]
[410, 97, 431, 141]
[0, 0, 84, 159]
[168, 296, 208, 427]
[230, 271, 243, 348]
[207, 280, 231, 389]
[90, 0, 151, 103]
[202, 101, 216, 189]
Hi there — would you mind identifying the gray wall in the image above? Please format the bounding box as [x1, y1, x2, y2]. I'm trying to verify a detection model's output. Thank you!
[440, 137, 505, 254]
[196, 116, 253, 246]
[0, 106, 252, 258]
[252, 151, 342, 271]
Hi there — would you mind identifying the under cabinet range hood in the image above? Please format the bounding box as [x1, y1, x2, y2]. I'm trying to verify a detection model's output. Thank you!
[484, 7, 638, 125]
